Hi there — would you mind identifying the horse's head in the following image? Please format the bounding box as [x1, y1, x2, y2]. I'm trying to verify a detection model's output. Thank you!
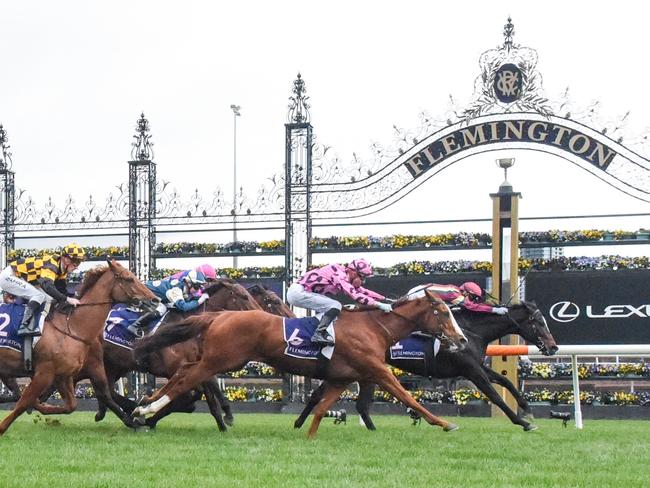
[203, 279, 262, 311]
[247, 284, 295, 318]
[102, 259, 159, 304]
[505, 301, 558, 356]
[397, 290, 467, 351]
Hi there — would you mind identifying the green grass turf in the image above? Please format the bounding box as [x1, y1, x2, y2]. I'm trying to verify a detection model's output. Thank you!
[0, 411, 647, 487]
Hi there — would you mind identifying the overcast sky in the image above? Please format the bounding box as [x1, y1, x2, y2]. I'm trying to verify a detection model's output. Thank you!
[1, 1, 649, 267]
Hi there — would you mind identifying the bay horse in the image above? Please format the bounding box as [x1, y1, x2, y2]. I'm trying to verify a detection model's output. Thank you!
[91, 278, 262, 430]
[0, 259, 156, 435]
[247, 284, 294, 318]
[132, 290, 468, 438]
[295, 301, 558, 432]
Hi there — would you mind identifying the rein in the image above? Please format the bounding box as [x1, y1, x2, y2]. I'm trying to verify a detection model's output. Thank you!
[48, 270, 145, 346]
[504, 307, 548, 352]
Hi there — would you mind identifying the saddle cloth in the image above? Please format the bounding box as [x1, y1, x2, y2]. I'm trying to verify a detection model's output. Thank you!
[390, 334, 441, 361]
[282, 316, 336, 360]
[103, 303, 165, 350]
[0, 302, 46, 352]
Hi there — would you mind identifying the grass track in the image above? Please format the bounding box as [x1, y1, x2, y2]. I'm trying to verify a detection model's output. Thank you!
[0, 411, 647, 487]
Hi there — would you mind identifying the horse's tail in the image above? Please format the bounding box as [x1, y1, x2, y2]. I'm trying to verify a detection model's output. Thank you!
[133, 314, 216, 362]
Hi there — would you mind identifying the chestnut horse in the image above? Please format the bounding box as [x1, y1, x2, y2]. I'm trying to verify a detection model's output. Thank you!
[90, 278, 262, 430]
[0, 259, 155, 435]
[295, 301, 558, 432]
[133, 290, 468, 438]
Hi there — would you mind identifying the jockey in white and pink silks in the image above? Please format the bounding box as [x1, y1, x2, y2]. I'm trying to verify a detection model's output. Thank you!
[170, 264, 219, 298]
[286, 258, 393, 346]
[408, 282, 508, 315]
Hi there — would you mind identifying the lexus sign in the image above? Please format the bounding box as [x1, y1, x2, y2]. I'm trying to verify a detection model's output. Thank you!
[550, 301, 650, 323]
[526, 270, 650, 344]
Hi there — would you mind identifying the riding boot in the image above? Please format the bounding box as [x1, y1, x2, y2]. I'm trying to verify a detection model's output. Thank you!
[310, 308, 340, 346]
[17, 300, 42, 337]
[128, 310, 161, 336]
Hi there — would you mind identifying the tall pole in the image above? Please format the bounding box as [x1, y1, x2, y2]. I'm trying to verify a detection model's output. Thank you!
[490, 157, 521, 416]
[230, 104, 241, 268]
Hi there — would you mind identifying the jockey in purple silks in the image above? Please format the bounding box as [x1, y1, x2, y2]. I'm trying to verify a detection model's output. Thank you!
[286, 258, 393, 346]
[408, 282, 508, 315]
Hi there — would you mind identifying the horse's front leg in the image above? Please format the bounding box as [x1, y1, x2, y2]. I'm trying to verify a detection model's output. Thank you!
[34, 377, 78, 415]
[373, 366, 458, 431]
[140, 361, 199, 405]
[0, 369, 55, 435]
[356, 381, 377, 431]
[307, 382, 348, 439]
[482, 365, 531, 414]
[294, 381, 325, 429]
[206, 376, 234, 426]
[201, 380, 228, 431]
[478, 366, 536, 430]
[133, 360, 217, 418]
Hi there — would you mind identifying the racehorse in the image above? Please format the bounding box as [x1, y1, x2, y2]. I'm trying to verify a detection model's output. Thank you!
[0, 259, 156, 435]
[91, 278, 262, 430]
[132, 290, 468, 438]
[294, 301, 558, 432]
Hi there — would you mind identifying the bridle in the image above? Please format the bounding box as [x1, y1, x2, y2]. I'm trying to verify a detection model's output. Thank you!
[370, 298, 450, 344]
[505, 305, 550, 354]
[53, 270, 151, 345]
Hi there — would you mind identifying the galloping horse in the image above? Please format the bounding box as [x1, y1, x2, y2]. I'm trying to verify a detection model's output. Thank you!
[0, 259, 155, 435]
[295, 301, 558, 431]
[91, 278, 262, 430]
[133, 290, 468, 438]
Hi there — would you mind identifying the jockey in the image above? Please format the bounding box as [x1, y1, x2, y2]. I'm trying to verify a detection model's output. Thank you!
[410, 281, 508, 315]
[171, 264, 218, 283]
[128, 269, 210, 334]
[0, 243, 85, 336]
[286, 258, 392, 346]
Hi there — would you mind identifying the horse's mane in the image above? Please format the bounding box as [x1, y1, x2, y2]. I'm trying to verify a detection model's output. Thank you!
[204, 278, 253, 301]
[203, 278, 237, 295]
[76, 265, 109, 298]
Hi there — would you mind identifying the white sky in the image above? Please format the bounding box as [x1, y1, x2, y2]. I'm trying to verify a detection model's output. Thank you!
[1, 0, 649, 268]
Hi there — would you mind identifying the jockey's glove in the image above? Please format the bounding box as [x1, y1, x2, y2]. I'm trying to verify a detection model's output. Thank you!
[376, 302, 393, 313]
[197, 293, 210, 305]
[493, 306, 509, 315]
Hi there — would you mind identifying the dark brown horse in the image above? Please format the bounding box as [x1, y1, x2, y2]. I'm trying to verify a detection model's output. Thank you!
[247, 284, 294, 318]
[91, 278, 262, 430]
[133, 290, 468, 438]
[0, 259, 155, 435]
[295, 301, 558, 432]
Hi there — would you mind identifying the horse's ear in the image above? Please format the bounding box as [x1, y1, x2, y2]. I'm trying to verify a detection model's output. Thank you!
[106, 256, 114, 266]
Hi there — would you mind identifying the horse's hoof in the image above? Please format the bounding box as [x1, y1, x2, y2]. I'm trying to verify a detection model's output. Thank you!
[94, 411, 106, 422]
[524, 423, 539, 432]
[132, 415, 148, 429]
[224, 414, 234, 427]
[443, 423, 459, 432]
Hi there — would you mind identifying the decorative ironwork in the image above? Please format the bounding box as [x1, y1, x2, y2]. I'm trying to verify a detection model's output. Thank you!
[463, 17, 551, 119]
[0, 124, 13, 171]
[287, 73, 310, 124]
[131, 113, 154, 161]
[0, 125, 15, 266]
[129, 113, 156, 280]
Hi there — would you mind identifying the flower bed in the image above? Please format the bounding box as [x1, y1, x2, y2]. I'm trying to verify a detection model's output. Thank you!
[519, 361, 650, 379]
[9, 228, 649, 261]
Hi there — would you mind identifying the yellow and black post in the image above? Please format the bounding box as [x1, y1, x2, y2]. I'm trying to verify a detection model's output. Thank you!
[490, 158, 521, 415]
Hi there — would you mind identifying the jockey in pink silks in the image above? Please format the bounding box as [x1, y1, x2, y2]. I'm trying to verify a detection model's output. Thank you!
[407, 282, 508, 314]
[286, 258, 393, 346]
